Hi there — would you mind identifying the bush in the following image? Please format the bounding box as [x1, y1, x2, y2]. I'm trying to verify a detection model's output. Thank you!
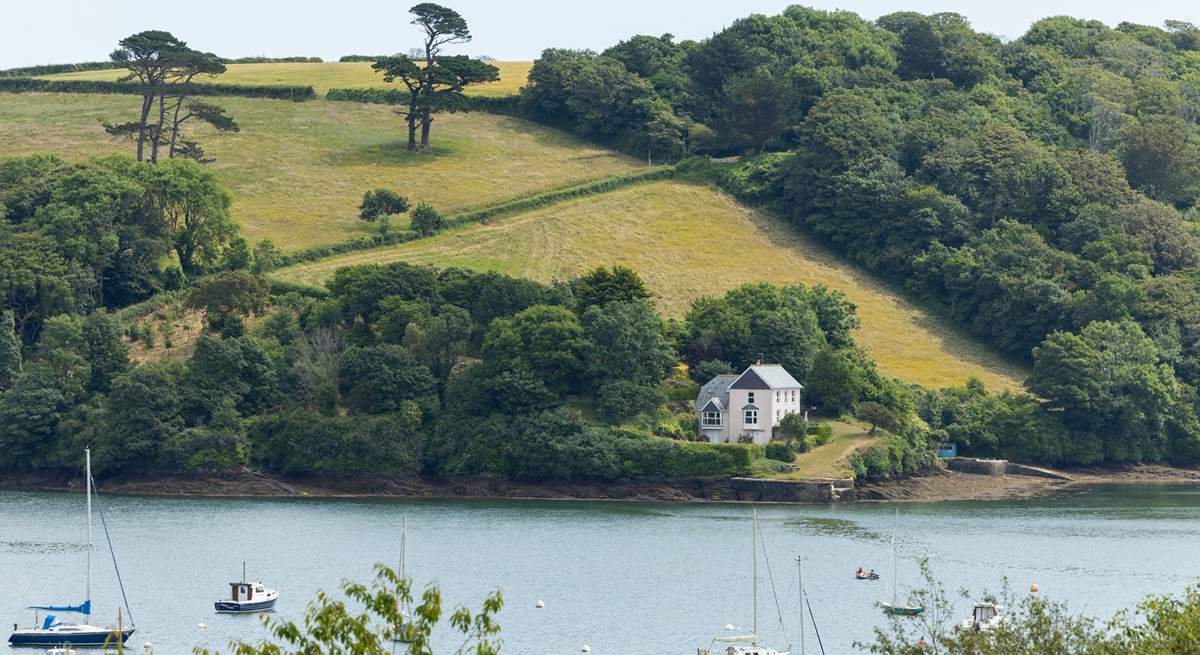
[595, 380, 663, 423]
[0, 61, 120, 77]
[848, 431, 934, 482]
[765, 440, 796, 462]
[410, 201, 444, 236]
[247, 410, 423, 475]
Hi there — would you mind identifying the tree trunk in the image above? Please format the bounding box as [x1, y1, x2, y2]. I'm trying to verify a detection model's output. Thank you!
[406, 116, 418, 151]
[168, 97, 186, 159]
[136, 94, 154, 162]
[420, 116, 433, 151]
[150, 93, 168, 164]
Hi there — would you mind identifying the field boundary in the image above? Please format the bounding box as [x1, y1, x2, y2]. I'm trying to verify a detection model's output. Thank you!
[0, 77, 315, 101]
[273, 165, 675, 271]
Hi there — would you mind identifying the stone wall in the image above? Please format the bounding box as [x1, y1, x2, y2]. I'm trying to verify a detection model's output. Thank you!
[726, 477, 855, 502]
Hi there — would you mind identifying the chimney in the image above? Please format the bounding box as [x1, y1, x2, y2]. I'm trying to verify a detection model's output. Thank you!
[756, 353, 764, 365]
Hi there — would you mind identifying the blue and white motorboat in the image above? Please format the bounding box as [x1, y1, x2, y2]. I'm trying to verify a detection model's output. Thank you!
[214, 565, 278, 613]
[8, 449, 137, 648]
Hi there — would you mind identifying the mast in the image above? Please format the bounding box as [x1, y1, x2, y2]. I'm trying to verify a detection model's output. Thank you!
[400, 514, 407, 580]
[85, 447, 92, 616]
[752, 508, 758, 645]
[891, 508, 899, 605]
[798, 556, 805, 655]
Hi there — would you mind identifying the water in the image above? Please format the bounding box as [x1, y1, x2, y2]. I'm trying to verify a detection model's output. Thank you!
[1, 485, 1199, 654]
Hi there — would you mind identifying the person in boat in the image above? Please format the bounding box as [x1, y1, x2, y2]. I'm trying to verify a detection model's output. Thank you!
[857, 566, 864, 576]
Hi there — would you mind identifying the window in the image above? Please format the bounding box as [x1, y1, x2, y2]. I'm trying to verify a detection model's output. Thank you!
[775, 391, 781, 402]
[702, 411, 722, 427]
[744, 409, 758, 426]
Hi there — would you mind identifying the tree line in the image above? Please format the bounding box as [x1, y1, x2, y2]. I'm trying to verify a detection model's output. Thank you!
[518, 8, 1200, 465]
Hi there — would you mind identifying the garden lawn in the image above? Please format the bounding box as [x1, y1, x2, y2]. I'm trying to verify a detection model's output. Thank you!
[0, 91, 638, 249]
[275, 180, 1026, 390]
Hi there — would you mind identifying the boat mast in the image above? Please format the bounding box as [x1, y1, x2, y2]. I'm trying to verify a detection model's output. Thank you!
[85, 447, 92, 616]
[797, 556, 805, 655]
[891, 508, 899, 605]
[752, 508, 758, 646]
[400, 514, 407, 580]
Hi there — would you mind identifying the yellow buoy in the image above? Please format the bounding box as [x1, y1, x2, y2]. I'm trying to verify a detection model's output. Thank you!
[1030, 584, 1039, 593]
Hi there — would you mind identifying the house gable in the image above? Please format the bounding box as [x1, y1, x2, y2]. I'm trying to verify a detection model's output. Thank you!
[729, 368, 771, 390]
[699, 398, 723, 413]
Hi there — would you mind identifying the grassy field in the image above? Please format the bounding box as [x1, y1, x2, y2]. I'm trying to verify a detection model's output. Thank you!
[783, 421, 879, 480]
[0, 92, 638, 249]
[275, 180, 1026, 390]
[40, 61, 532, 97]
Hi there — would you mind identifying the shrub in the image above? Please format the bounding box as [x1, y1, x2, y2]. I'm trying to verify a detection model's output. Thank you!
[0, 77, 315, 101]
[765, 440, 796, 462]
[595, 380, 663, 423]
[410, 201, 444, 236]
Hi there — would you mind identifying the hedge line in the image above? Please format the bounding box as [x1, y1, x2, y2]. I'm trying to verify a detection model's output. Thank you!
[325, 87, 521, 115]
[0, 61, 120, 77]
[338, 55, 385, 63]
[222, 56, 323, 64]
[275, 167, 675, 270]
[0, 77, 316, 101]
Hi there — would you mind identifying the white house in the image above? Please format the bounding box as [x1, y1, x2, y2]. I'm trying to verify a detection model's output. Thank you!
[695, 364, 804, 445]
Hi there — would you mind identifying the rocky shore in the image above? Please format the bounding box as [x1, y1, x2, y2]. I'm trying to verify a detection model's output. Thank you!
[2, 463, 1198, 504]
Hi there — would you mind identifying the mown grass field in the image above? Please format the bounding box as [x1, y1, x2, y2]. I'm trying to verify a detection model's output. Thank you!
[39, 61, 532, 97]
[783, 421, 879, 480]
[0, 92, 638, 248]
[275, 180, 1026, 390]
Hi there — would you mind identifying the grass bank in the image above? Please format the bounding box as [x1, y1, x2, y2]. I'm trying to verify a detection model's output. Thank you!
[0, 92, 638, 249]
[275, 180, 1025, 390]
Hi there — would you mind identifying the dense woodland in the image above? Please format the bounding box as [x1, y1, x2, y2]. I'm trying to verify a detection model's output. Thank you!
[517, 9, 1200, 465]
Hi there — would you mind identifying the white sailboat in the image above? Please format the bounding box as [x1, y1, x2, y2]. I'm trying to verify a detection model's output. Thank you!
[8, 449, 136, 647]
[699, 509, 789, 655]
[878, 509, 923, 617]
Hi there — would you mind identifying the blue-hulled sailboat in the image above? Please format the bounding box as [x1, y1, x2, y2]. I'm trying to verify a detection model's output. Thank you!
[8, 449, 136, 647]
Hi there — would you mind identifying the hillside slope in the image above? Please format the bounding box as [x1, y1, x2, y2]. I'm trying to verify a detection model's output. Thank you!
[276, 180, 1026, 390]
[0, 92, 637, 248]
[39, 61, 531, 96]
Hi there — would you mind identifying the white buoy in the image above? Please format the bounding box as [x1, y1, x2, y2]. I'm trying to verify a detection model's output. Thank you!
[725, 624, 736, 631]
[143, 644, 154, 654]
[197, 622, 208, 630]
[535, 600, 545, 608]
[581, 646, 591, 652]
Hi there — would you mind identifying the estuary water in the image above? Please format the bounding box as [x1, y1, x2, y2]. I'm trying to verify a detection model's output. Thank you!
[1, 485, 1199, 655]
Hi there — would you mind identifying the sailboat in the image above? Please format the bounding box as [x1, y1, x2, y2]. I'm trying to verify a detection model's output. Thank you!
[699, 509, 789, 655]
[389, 515, 415, 643]
[878, 508, 924, 617]
[8, 449, 137, 647]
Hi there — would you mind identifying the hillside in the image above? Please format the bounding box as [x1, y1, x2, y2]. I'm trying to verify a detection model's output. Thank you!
[275, 179, 1025, 391]
[0, 92, 637, 248]
[39, 60, 531, 96]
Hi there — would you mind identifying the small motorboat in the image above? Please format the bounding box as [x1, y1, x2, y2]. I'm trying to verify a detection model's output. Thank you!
[855, 568, 880, 580]
[214, 564, 278, 614]
[879, 600, 925, 617]
[960, 602, 1004, 631]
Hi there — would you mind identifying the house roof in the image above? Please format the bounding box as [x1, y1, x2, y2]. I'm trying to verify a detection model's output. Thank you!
[696, 373, 739, 414]
[730, 364, 803, 390]
[699, 398, 723, 413]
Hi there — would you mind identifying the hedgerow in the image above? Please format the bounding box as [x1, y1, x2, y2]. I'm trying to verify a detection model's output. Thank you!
[0, 77, 315, 101]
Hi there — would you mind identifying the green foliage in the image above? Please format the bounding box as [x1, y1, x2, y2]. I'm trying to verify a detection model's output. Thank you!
[187, 271, 269, 336]
[765, 440, 795, 462]
[358, 188, 410, 222]
[594, 380, 663, 423]
[0, 310, 21, 390]
[338, 345, 438, 415]
[409, 201, 444, 236]
[581, 299, 675, 387]
[849, 430, 932, 481]
[689, 359, 734, 385]
[0, 76, 315, 100]
[483, 304, 586, 394]
[571, 265, 651, 311]
[856, 401, 898, 435]
[248, 409, 423, 475]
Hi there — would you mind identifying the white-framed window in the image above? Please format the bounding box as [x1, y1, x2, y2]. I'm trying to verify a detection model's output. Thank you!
[744, 409, 758, 426]
[747, 392, 755, 403]
[775, 391, 781, 402]
[702, 411, 723, 427]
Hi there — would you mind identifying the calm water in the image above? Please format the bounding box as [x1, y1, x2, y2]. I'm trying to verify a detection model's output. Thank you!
[1, 485, 1199, 655]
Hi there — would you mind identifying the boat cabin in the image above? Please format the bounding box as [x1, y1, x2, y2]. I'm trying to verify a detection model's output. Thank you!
[229, 582, 265, 602]
[972, 603, 1000, 623]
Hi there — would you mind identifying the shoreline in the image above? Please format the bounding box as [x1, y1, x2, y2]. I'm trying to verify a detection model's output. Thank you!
[2, 464, 1199, 504]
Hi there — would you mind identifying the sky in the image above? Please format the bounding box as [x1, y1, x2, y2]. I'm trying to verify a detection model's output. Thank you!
[1, 0, 1198, 69]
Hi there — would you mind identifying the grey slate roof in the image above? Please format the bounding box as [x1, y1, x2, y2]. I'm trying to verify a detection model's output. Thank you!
[732, 364, 803, 390]
[696, 374, 739, 414]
